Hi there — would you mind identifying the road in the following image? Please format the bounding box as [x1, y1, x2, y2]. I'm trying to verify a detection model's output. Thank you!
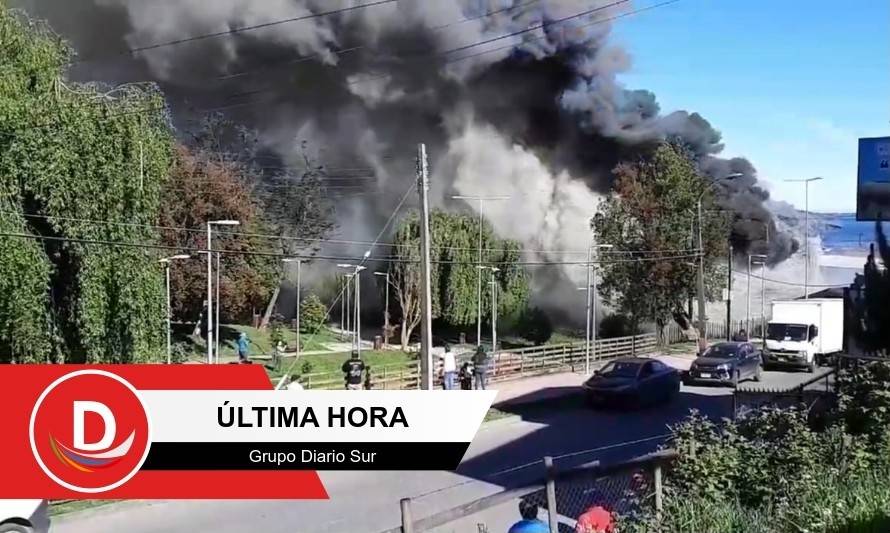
[53, 364, 828, 533]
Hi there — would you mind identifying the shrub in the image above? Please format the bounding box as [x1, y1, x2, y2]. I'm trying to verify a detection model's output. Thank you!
[300, 360, 314, 375]
[300, 294, 327, 334]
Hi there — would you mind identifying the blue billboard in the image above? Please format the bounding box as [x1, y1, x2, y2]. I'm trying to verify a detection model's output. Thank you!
[857, 136, 890, 221]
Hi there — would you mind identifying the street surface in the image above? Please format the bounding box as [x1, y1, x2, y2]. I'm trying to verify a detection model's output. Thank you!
[53, 357, 829, 533]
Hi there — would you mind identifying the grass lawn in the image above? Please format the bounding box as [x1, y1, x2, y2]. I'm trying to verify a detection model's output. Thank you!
[266, 349, 417, 384]
[50, 500, 117, 516]
[172, 323, 342, 360]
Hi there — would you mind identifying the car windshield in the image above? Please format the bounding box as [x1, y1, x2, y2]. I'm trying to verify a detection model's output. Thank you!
[768, 324, 808, 342]
[703, 344, 740, 359]
[600, 361, 641, 378]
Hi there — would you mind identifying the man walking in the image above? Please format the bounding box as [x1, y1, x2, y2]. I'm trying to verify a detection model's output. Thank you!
[472, 345, 489, 390]
[342, 350, 366, 390]
[441, 344, 457, 390]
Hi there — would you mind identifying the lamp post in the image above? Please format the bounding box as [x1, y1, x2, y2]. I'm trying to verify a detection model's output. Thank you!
[206, 219, 240, 364]
[579, 242, 613, 375]
[338, 264, 368, 355]
[695, 174, 742, 343]
[784, 177, 822, 299]
[374, 271, 390, 347]
[479, 267, 500, 351]
[747, 254, 767, 334]
[159, 254, 190, 365]
[752, 257, 767, 346]
[283, 258, 302, 356]
[451, 194, 510, 346]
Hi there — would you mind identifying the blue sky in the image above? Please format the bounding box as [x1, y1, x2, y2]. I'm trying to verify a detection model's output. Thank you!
[611, 0, 890, 213]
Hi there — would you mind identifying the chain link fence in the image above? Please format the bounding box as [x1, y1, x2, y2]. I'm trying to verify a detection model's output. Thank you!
[380, 450, 676, 533]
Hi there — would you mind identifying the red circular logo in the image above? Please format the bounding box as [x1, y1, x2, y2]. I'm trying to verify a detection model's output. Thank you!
[29, 370, 151, 493]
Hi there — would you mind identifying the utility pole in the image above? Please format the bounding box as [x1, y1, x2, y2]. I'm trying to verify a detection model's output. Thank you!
[697, 198, 707, 342]
[215, 251, 221, 362]
[374, 271, 391, 347]
[584, 241, 592, 372]
[452, 193, 510, 346]
[206, 220, 239, 364]
[417, 143, 434, 390]
[748, 254, 767, 334]
[284, 258, 302, 356]
[726, 244, 733, 341]
[785, 177, 822, 299]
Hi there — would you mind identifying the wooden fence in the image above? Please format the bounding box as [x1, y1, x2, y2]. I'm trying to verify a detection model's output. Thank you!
[299, 333, 657, 390]
[659, 318, 767, 345]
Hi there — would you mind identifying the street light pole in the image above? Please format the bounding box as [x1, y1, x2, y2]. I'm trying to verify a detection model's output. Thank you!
[215, 251, 220, 363]
[489, 267, 500, 351]
[160, 254, 190, 365]
[452, 194, 510, 346]
[785, 177, 822, 299]
[338, 263, 368, 355]
[747, 254, 767, 335]
[579, 242, 613, 375]
[206, 220, 240, 364]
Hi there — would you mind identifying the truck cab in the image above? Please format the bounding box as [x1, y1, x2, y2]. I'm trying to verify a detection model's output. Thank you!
[764, 322, 820, 372]
[762, 298, 843, 372]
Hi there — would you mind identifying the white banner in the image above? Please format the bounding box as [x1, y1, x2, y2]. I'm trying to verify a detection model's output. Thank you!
[141, 390, 497, 443]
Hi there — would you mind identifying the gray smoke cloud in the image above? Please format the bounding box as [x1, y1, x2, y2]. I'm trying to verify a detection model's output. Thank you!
[15, 0, 798, 320]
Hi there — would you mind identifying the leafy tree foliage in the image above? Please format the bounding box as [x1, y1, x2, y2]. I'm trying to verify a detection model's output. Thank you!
[299, 294, 327, 334]
[592, 142, 729, 335]
[159, 144, 279, 324]
[388, 210, 530, 349]
[0, 9, 173, 362]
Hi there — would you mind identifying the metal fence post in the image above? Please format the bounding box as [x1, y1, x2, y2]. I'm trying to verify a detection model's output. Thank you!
[653, 460, 663, 519]
[544, 456, 558, 533]
[400, 497, 414, 533]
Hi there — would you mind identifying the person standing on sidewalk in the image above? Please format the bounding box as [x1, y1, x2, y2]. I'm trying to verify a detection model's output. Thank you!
[472, 345, 490, 390]
[441, 344, 457, 390]
[341, 350, 365, 390]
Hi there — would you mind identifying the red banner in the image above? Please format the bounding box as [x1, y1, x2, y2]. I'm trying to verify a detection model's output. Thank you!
[1, 365, 328, 500]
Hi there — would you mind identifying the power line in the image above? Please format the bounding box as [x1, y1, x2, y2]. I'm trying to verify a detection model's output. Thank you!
[732, 269, 850, 289]
[0, 230, 703, 266]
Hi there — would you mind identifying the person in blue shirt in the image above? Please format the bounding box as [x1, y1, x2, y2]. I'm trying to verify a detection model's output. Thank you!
[508, 500, 548, 533]
[236, 331, 250, 362]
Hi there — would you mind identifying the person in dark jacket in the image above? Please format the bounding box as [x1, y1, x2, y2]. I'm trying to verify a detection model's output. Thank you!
[459, 362, 474, 390]
[341, 351, 365, 390]
[472, 345, 490, 390]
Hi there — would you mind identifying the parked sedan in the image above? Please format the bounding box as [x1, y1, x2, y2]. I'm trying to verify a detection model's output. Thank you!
[583, 357, 681, 408]
[685, 341, 763, 387]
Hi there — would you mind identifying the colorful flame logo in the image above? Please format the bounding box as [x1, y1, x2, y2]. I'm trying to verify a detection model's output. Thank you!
[49, 431, 136, 473]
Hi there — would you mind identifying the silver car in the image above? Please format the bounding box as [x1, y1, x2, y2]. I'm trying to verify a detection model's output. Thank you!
[0, 500, 50, 533]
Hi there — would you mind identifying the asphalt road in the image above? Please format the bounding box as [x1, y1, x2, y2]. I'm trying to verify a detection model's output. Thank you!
[52, 366, 828, 533]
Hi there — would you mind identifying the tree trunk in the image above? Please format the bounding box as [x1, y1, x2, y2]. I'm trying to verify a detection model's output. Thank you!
[401, 319, 410, 352]
[259, 286, 281, 330]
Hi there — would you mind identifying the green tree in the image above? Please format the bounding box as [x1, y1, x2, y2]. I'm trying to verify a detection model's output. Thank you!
[299, 294, 327, 334]
[0, 8, 173, 362]
[592, 143, 729, 336]
[159, 144, 280, 324]
[388, 210, 530, 350]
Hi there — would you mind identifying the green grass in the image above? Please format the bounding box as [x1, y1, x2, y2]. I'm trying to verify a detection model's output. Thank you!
[50, 500, 117, 516]
[173, 323, 343, 360]
[484, 408, 515, 423]
[267, 350, 416, 383]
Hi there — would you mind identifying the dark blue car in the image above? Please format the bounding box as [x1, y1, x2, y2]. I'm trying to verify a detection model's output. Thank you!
[583, 357, 681, 408]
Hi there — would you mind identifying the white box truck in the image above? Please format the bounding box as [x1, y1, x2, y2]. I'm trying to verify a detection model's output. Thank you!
[763, 298, 844, 372]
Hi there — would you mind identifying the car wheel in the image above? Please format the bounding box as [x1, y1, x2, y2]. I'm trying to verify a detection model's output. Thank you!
[754, 365, 762, 382]
[807, 359, 816, 373]
[0, 522, 35, 533]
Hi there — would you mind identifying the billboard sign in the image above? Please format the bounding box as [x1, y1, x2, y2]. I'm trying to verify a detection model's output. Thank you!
[857, 136, 890, 221]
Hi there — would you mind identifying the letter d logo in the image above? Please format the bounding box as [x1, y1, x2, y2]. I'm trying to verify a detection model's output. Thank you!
[30, 370, 151, 493]
[73, 401, 116, 451]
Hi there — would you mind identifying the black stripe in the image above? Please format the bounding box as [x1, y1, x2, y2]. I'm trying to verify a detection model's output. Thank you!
[142, 442, 470, 470]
